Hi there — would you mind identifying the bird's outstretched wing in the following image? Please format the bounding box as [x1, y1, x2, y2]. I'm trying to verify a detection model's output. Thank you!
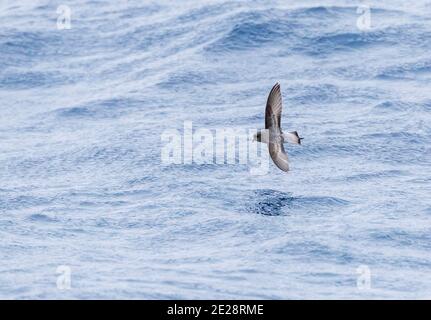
[269, 141, 290, 172]
[265, 83, 290, 172]
[265, 83, 283, 130]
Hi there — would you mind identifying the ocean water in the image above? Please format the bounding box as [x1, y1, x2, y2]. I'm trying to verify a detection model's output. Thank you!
[1, 0, 431, 299]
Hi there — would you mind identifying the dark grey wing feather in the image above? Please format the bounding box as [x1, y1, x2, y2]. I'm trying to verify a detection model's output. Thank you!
[269, 141, 290, 172]
[265, 83, 289, 172]
[265, 83, 283, 129]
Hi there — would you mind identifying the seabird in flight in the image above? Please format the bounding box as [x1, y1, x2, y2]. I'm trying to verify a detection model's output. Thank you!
[253, 83, 302, 172]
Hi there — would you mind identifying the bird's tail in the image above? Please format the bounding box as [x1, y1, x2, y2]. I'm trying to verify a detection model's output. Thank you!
[283, 131, 302, 144]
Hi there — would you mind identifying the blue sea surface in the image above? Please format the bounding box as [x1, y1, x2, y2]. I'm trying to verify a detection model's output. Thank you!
[1, 0, 431, 299]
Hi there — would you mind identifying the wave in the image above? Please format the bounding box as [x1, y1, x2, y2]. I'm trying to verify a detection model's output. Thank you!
[204, 6, 413, 56]
[376, 59, 431, 80]
[247, 189, 349, 216]
[54, 97, 143, 120]
[0, 71, 74, 89]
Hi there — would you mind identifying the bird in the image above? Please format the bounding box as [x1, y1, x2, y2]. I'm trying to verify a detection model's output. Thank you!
[253, 83, 302, 172]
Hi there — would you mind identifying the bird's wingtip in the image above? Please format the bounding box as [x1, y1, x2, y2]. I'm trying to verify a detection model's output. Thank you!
[271, 82, 280, 92]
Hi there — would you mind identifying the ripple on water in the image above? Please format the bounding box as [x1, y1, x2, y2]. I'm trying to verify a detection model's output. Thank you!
[246, 189, 349, 216]
[26, 213, 57, 223]
[54, 97, 143, 120]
